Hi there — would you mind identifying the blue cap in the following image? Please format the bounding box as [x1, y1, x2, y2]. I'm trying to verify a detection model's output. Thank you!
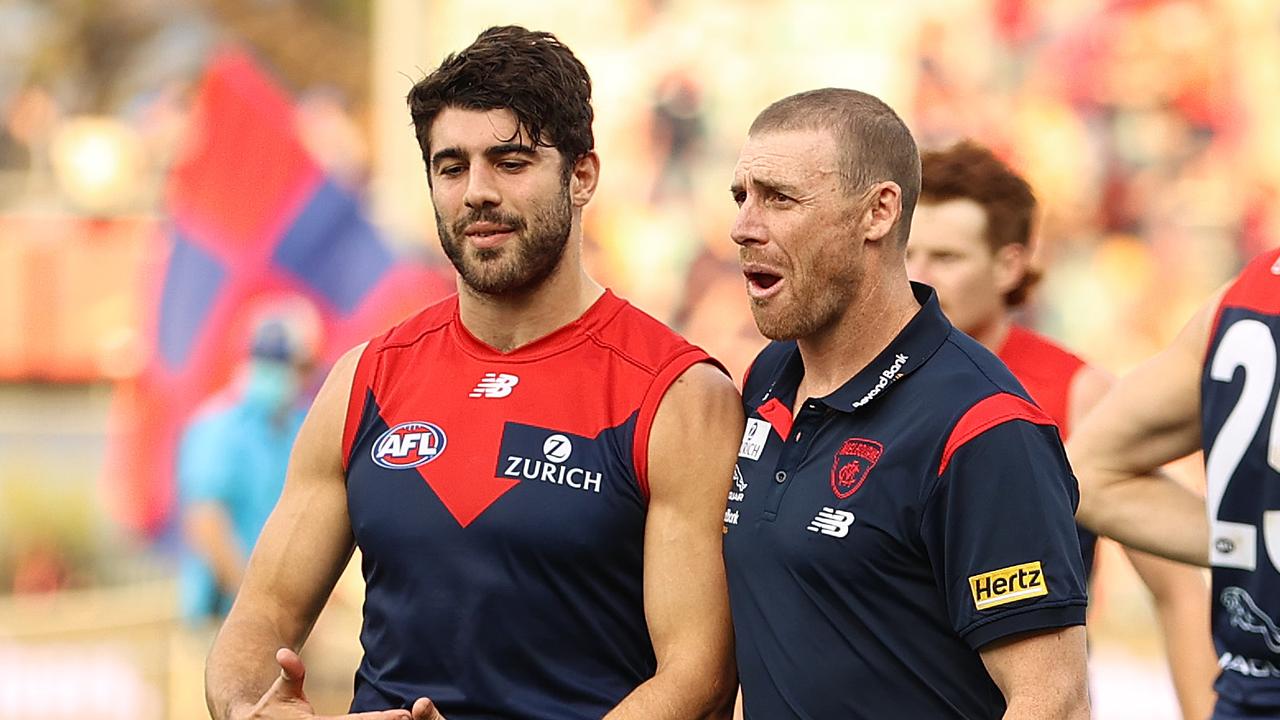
[249, 318, 302, 362]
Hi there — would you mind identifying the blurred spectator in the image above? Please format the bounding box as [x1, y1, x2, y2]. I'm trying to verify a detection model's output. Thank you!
[0, 84, 58, 196]
[296, 85, 369, 191]
[649, 71, 707, 203]
[10, 539, 70, 595]
[672, 254, 765, 383]
[177, 306, 316, 626]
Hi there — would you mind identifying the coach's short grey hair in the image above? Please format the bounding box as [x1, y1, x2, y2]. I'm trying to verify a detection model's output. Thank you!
[749, 88, 921, 243]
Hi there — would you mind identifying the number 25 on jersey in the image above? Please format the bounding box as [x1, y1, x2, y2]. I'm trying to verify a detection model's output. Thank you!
[1207, 318, 1280, 571]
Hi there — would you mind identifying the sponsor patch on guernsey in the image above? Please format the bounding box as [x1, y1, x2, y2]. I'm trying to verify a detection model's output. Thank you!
[968, 561, 1048, 611]
[738, 418, 771, 460]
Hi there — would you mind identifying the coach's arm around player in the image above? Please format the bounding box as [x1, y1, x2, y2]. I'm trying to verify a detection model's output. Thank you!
[205, 343, 411, 720]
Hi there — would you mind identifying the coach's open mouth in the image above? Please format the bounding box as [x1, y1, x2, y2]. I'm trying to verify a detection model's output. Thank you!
[744, 267, 785, 300]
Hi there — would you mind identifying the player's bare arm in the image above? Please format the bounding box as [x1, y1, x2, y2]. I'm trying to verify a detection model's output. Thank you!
[604, 362, 743, 720]
[1068, 363, 1216, 719]
[1125, 550, 1216, 720]
[205, 343, 409, 720]
[1069, 289, 1225, 566]
[979, 626, 1090, 720]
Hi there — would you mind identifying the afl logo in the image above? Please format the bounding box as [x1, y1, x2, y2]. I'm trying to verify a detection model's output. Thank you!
[371, 421, 447, 469]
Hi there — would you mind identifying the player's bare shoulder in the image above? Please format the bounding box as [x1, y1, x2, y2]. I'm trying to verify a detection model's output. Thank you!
[1067, 362, 1115, 422]
[658, 362, 744, 437]
[671, 361, 741, 407]
[291, 342, 370, 473]
[327, 342, 369, 396]
[648, 362, 745, 494]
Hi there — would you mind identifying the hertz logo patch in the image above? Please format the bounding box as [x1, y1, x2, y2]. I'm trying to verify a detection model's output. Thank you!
[969, 561, 1048, 611]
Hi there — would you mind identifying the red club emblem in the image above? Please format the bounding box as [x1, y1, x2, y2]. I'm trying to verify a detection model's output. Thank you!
[831, 438, 883, 499]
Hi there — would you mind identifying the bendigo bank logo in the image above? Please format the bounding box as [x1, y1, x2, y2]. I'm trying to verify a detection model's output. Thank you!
[969, 561, 1048, 611]
[371, 421, 447, 469]
[830, 438, 883, 499]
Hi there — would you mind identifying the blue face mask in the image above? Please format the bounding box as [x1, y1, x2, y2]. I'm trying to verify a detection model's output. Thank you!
[243, 360, 300, 413]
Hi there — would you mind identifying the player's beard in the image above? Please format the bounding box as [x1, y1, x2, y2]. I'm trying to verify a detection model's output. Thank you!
[436, 183, 573, 296]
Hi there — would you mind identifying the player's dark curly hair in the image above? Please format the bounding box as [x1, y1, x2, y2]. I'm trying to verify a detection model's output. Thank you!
[407, 26, 594, 179]
[920, 140, 1042, 307]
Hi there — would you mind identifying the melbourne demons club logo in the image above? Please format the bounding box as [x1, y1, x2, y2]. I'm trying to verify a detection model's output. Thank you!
[371, 421, 447, 469]
[830, 438, 883, 499]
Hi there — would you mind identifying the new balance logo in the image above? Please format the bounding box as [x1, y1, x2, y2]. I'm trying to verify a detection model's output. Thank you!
[807, 507, 855, 537]
[470, 372, 520, 398]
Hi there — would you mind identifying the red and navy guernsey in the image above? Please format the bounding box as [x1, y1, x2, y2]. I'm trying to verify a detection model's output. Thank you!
[723, 283, 1088, 720]
[342, 289, 717, 718]
[1201, 248, 1280, 715]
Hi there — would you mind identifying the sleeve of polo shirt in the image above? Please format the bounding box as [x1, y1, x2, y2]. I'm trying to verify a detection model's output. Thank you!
[919, 418, 1089, 650]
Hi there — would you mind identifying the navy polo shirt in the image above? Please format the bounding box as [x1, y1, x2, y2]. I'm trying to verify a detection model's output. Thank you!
[723, 283, 1088, 720]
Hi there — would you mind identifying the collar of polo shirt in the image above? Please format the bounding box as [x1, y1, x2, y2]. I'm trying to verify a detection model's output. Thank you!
[758, 282, 952, 412]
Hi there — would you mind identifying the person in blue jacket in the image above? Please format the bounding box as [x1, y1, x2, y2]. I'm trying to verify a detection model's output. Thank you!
[178, 314, 313, 624]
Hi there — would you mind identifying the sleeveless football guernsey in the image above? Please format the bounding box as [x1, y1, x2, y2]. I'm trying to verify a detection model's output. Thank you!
[997, 326, 1085, 437]
[1202, 248, 1280, 711]
[342, 290, 716, 718]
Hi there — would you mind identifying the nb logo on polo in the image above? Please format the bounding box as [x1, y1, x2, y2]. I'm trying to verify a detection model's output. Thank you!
[969, 561, 1047, 610]
[807, 507, 855, 537]
[372, 421, 447, 469]
[470, 372, 520, 398]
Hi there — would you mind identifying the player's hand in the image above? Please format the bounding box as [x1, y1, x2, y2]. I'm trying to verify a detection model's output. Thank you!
[410, 697, 448, 719]
[230, 648, 412, 720]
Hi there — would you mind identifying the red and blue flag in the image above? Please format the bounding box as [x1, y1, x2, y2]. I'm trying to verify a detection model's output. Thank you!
[106, 49, 449, 534]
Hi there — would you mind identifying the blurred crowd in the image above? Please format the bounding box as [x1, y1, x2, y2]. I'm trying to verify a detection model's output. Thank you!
[1, 0, 1278, 717]
[2, 1, 1276, 379]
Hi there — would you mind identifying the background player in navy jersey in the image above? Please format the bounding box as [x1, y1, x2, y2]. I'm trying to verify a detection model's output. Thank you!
[204, 26, 743, 720]
[1071, 247, 1280, 720]
[907, 139, 1217, 719]
[723, 88, 1089, 719]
